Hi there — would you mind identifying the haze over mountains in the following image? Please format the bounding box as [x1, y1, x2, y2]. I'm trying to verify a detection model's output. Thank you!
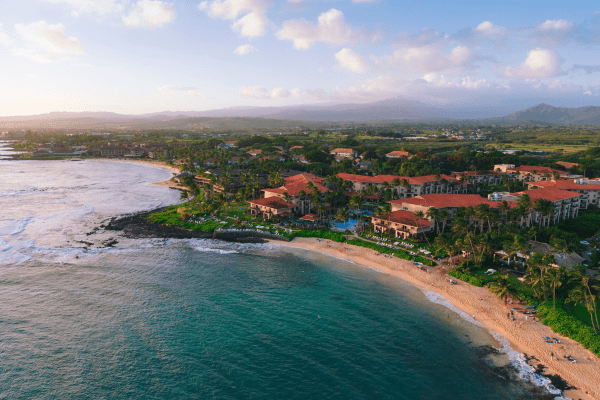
[2, 98, 600, 129]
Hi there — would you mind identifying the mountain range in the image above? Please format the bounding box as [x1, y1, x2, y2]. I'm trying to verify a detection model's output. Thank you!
[2, 98, 600, 129]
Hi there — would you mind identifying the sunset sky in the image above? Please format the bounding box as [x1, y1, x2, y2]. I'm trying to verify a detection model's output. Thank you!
[1, 0, 599, 116]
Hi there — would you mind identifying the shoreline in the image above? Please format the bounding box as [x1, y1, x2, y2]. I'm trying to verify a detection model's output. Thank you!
[275, 237, 600, 400]
[88, 158, 181, 174]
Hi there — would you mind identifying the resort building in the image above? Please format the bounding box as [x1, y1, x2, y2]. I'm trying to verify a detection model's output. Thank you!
[371, 210, 433, 239]
[449, 170, 503, 186]
[247, 197, 296, 219]
[525, 179, 600, 208]
[385, 150, 413, 159]
[262, 173, 330, 214]
[329, 148, 358, 159]
[491, 187, 584, 226]
[493, 164, 580, 182]
[556, 161, 579, 170]
[337, 173, 468, 199]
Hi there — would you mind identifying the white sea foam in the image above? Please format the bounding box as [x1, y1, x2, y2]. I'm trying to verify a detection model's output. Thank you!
[0, 217, 32, 235]
[423, 290, 567, 399]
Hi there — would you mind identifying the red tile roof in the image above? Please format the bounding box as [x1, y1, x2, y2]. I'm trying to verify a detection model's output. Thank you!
[511, 187, 583, 202]
[299, 214, 319, 221]
[389, 194, 506, 209]
[508, 165, 563, 175]
[556, 161, 579, 169]
[452, 170, 499, 177]
[262, 173, 329, 197]
[330, 148, 356, 154]
[526, 180, 600, 191]
[373, 210, 433, 227]
[336, 173, 464, 185]
[386, 150, 412, 157]
[248, 197, 296, 209]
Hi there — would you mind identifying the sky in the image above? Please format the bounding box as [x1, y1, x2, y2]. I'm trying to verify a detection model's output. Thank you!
[0, 0, 599, 116]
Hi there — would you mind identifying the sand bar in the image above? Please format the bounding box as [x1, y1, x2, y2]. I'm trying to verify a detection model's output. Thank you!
[278, 237, 600, 400]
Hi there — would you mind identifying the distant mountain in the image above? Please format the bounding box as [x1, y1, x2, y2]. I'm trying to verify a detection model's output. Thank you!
[2, 100, 600, 128]
[487, 104, 600, 126]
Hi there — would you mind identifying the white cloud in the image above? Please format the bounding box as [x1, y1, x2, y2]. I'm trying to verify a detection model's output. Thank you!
[0, 24, 13, 47]
[475, 21, 506, 35]
[538, 20, 574, 31]
[234, 44, 257, 55]
[276, 8, 376, 50]
[159, 85, 205, 98]
[423, 73, 490, 89]
[198, 0, 271, 38]
[239, 85, 269, 98]
[41, 0, 124, 16]
[334, 48, 366, 73]
[380, 44, 474, 75]
[123, 1, 176, 28]
[239, 85, 295, 99]
[270, 87, 290, 98]
[290, 88, 302, 98]
[14, 21, 85, 62]
[504, 48, 564, 79]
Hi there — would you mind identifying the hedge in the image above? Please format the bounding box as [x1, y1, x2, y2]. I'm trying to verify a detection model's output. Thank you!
[287, 230, 346, 242]
[537, 302, 600, 357]
[345, 239, 436, 266]
[448, 269, 485, 287]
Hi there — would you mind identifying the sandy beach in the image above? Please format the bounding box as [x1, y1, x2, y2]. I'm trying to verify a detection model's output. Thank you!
[278, 237, 600, 400]
[91, 158, 181, 174]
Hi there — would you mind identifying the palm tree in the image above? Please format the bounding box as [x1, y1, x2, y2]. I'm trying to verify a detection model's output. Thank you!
[568, 270, 600, 333]
[517, 193, 532, 227]
[567, 285, 598, 334]
[438, 209, 450, 233]
[434, 233, 456, 264]
[336, 208, 350, 231]
[489, 274, 520, 305]
[426, 207, 439, 232]
[544, 267, 566, 311]
[550, 237, 569, 267]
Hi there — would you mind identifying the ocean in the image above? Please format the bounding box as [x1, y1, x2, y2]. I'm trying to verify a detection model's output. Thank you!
[0, 144, 563, 399]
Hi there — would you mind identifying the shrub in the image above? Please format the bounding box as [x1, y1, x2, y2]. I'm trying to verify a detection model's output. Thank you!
[537, 302, 600, 357]
[448, 269, 485, 287]
[287, 230, 346, 242]
[345, 239, 436, 266]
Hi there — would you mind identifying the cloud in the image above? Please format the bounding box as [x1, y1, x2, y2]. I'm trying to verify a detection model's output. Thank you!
[239, 85, 296, 99]
[379, 44, 474, 75]
[334, 48, 366, 73]
[538, 19, 574, 31]
[504, 48, 564, 79]
[276, 8, 377, 50]
[0, 24, 13, 47]
[159, 85, 205, 98]
[570, 64, 600, 74]
[41, 0, 124, 16]
[234, 44, 256, 55]
[475, 21, 506, 35]
[198, 0, 271, 38]
[123, 1, 176, 28]
[14, 21, 85, 62]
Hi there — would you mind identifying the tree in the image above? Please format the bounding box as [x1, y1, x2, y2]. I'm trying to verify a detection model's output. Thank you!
[335, 208, 350, 231]
[489, 274, 520, 305]
[544, 267, 567, 311]
[426, 207, 439, 233]
[568, 270, 600, 334]
[550, 237, 569, 267]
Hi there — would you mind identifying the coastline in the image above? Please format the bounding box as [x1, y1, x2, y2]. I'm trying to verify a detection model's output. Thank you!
[89, 158, 181, 174]
[276, 237, 600, 400]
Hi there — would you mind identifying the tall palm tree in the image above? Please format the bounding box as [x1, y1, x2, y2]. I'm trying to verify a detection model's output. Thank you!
[489, 274, 520, 305]
[336, 208, 351, 231]
[438, 209, 450, 233]
[426, 207, 439, 233]
[517, 193, 532, 227]
[544, 267, 566, 310]
[569, 270, 600, 333]
[550, 237, 569, 267]
[567, 285, 598, 334]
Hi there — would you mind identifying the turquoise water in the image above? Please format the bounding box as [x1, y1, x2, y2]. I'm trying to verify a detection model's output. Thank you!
[0, 156, 556, 399]
[0, 241, 550, 399]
